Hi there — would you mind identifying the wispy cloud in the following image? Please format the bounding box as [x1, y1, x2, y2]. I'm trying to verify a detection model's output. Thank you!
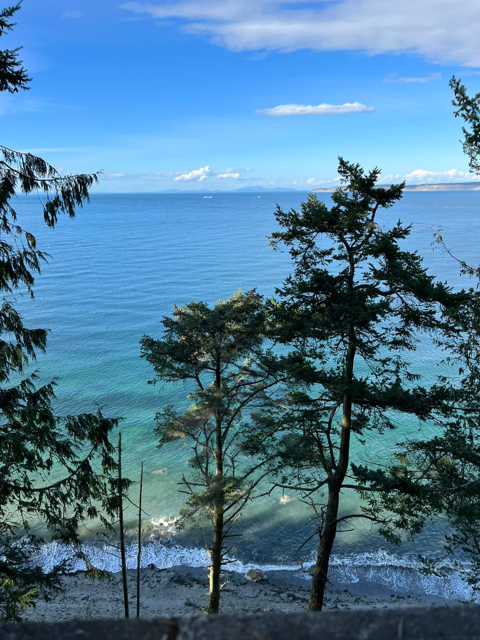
[256, 102, 374, 117]
[62, 10, 82, 19]
[0, 96, 55, 117]
[174, 165, 211, 182]
[405, 168, 480, 183]
[18, 147, 86, 154]
[120, 0, 480, 67]
[382, 72, 441, 84]
[376, 168, 480, 185]
[218, 172, 240, 179]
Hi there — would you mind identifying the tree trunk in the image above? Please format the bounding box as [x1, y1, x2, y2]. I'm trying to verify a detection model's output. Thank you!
[118, 433, 129, 618]
[207, 506, 224, 614]
[308, 487, 340, 610]
[136, 461, 143, 618]
[309, 319, 355, 611]
[207, 355, 224, 614]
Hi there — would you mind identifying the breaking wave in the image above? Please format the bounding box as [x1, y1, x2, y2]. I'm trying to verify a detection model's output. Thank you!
[27, 540, 478, 603]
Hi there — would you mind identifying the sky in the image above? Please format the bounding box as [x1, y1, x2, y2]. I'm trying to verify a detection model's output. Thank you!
[2, 0, 480, 192]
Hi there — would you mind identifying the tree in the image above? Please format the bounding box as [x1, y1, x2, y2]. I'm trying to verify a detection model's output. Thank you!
[0, 3, 30, 93]
[141, 291, 289, 613]
[353, 291, 480, 593]
[379, 78, 480, 589]
[0, 3, 126, 621]
[266, 158, 467, 611]
[430, 77, 480, 280]
[451, 76, 480, 175]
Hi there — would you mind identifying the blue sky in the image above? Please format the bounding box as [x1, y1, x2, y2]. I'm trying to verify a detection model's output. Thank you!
[2, 0, 480, 191]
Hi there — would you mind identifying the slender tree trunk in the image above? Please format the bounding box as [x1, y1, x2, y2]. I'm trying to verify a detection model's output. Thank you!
[207, 356, 224, 614]
[118, 433, 129, 618]
[208, 506, 224, 614]
[136, 461, 144, 619]
[308, 487, 340, 610]
[309, 321, 356, 611]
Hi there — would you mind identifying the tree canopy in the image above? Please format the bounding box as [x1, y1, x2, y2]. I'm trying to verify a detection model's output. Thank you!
[262, 158, 468, 610]
[0, 3, 124, 621]
[141, 290, 291, 613]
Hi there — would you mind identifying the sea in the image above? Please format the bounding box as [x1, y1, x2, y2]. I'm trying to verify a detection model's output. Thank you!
[13, 190, 480, 600]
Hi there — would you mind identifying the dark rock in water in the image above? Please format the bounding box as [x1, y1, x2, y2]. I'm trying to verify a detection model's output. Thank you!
[246, 569, 266, 582]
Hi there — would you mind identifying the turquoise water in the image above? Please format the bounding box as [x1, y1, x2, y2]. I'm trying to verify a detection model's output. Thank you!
[14, 191, 479, 571]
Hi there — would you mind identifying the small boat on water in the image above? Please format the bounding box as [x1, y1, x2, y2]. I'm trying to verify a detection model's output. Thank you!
[258, 196, 261, 198]
[203, 196, 213, 199]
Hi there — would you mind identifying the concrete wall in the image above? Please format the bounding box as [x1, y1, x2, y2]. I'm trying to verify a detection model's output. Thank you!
[1, 606, 480, 640]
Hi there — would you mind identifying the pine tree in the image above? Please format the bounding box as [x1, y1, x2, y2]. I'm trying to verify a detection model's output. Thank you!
[0, 3, 125, 621]
[266, 158, 467, 611]
[451, 76, 480, 175]
[141, 291, 289, 613]
[367, 78, 480, 590]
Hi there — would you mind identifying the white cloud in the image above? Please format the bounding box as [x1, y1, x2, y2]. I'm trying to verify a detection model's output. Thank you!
[120, 0, 480, 67]
[405, 168, 480, 183]
[218, 172, 240, 179]
[375, 168, 480, 185]
[256, 102, 374, 117]
[382, 72, 441, 84]
[305, 177, 315, 185]
[174, 165, 211, 181]
[62, 10, 81, 18]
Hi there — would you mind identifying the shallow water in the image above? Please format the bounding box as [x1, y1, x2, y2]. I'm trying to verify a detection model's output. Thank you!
[13, 191, 480, 576]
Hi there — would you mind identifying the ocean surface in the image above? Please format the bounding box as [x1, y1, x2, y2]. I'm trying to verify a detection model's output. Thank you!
[14, 191, 480, 598]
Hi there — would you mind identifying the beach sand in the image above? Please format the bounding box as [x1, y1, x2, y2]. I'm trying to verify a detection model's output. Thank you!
[23, 565, 466, 622]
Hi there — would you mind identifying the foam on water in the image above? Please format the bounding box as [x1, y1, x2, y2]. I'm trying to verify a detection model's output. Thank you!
[28, 540, 478, 603]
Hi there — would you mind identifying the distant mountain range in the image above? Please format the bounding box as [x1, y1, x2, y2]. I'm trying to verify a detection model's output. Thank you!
[234, 186, 298, 192]
[160, 183, 480, 194]
[312, 182, 480, 193]
[161, 186, 299, 194]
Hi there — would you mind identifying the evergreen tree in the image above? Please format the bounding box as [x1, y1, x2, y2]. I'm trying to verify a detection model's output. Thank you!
[0, 3, 125, 621]
[353, 291, 480, 593]
[451, 76, 480, 175]
[141, 291, 289, 613]
[266, 158, 467, 610]
[432, 77, 480, 280]
[368, 77, 480, 590]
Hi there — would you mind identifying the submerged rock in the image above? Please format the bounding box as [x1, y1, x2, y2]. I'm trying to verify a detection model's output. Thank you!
[245, 569, 266, 582]
[152, 468, 168, 475]
[150, 529, 171, 541]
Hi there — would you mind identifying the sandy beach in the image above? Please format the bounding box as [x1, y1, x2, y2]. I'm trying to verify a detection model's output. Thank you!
[23, 565, 467, 622]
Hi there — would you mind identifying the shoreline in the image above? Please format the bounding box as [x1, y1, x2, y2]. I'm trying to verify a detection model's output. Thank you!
[24, 565, 471, 622]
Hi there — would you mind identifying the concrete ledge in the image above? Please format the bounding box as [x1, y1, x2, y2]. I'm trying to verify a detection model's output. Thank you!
[2, 606, 480, 640]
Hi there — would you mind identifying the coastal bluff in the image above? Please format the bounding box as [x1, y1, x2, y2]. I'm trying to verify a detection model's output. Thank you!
[2, 606, 480, 640]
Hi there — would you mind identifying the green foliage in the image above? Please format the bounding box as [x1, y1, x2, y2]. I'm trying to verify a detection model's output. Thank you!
[0, 4, 30, 94]
[451, 76, 480, 175]
[0, 3, 123, 621]
[141, 290, 283, 519]
[263, 157, 468, 609]
[141, 290, 289, 612]
[365, 291, 480, 589]
[368, 79, 480, 590]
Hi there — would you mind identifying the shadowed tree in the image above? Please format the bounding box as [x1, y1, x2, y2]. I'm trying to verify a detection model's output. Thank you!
[141, 290, 291, 614]
[451, 76, 480, 175]
[265, 158, 467, 611]
[0, 3, 129, 621]
[431, 77, 480, 280]
[353, 291, 480, 592]
[367, 78, 480, 590]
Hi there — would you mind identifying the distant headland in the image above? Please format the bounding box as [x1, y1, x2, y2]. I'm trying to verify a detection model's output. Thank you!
[312, 182, 480, 193]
